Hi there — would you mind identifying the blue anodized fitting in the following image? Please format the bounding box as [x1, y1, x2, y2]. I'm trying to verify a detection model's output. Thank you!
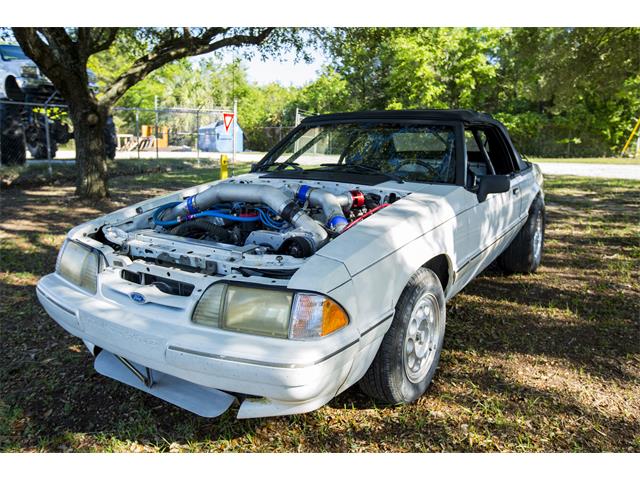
[328, 215, 348, 230]
[296, 184, 312, 204]
[186, 196, 199, 215]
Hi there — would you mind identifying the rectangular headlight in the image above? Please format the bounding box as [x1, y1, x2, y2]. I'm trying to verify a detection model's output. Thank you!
[21, 65, 39, 78]
[193, 284, 292, 338]
[224, 286, 293, 338]
[56, 240, 101, 294]
[192, 284, 348, 340]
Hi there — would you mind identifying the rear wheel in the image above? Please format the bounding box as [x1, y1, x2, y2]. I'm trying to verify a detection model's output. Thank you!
[498, 195, 545, 273]
[359, 268, 446, 404]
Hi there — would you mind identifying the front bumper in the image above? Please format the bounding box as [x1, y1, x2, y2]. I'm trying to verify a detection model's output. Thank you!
[36, 273, 360, 418]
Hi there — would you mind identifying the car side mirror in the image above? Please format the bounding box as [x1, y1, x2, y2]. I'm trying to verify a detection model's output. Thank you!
[477, 175, 510, 202]
[250, 162, 258, 172]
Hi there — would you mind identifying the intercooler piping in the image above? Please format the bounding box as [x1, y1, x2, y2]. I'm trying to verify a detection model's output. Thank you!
[159, 183, 329, 249]
[293, 184, 350, 232]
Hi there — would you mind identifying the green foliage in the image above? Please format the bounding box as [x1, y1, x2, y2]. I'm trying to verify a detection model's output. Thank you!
[90, 45, 299, 150]
[296, 67, 350, 113]
[489, 28, 640, 156]
[318, 28, 506, 111]
[313, 27, 640, 157]
[88, 27, 639, 157]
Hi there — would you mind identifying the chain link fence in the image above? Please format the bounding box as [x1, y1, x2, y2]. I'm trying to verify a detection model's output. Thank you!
[112, 106, 235, 161]
[0, 99, 73, 167]
[0, 99, 254, 170]
[8, 100, 629, 169]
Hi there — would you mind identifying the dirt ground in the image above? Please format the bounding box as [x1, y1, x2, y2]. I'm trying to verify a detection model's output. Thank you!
[1, 171, 638, 452]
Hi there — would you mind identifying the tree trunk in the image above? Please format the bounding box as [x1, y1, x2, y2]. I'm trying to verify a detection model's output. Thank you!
[70, 103, 109, 199]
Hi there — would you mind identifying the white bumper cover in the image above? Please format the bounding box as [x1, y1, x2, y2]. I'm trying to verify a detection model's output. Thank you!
[36, 273, 361, 418]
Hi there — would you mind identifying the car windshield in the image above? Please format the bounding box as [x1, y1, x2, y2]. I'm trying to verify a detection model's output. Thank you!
[0, 45, 29, 61]
[262, 123, 457, 184]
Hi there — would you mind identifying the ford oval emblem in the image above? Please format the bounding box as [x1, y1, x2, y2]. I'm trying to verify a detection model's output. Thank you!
[130, 292, 146, 304]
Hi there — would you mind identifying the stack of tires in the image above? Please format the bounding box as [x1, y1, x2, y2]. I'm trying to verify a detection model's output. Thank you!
[1, 102, 117, 165]
[0, 103, 26, 165]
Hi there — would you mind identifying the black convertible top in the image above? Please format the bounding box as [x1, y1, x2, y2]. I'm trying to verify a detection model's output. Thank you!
[301, 109, 502, 127]
[257, 108, 527, 179]
[298, 109, 525, 170]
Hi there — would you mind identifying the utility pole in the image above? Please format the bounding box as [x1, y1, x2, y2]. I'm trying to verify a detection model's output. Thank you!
[135, 109, 140, 160]
[44, 91, 57, 176]
[231, 53, 238, 176]
[154, 95, 159, 160]
[195, 107, 201, 167]
[232, 99, 237, 176]
[294, 107, 300, 152]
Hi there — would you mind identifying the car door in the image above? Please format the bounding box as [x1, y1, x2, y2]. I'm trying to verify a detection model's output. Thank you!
[479, 125, 526, 235]
[451, 127, 520, 292]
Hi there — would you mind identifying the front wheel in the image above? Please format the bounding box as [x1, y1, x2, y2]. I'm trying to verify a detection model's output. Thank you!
[359, 268, 446, 404]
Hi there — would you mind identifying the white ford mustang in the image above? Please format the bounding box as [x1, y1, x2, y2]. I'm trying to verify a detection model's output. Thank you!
[37, 110, 545, 419]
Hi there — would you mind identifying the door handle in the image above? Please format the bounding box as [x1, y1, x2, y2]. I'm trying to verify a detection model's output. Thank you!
[512, 187, 520, 195]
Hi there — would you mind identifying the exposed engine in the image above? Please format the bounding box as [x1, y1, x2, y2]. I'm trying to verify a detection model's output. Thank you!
[100, 180, 402, 278]
[157, 183, 388, 254]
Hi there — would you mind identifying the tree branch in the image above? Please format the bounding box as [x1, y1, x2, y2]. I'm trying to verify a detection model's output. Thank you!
[13, 29, 69, 86]
[78, 27, 119, 57]
[13, 28, 93, 103]
[99, 27, 273, 107]
[39, 28, 79, 63]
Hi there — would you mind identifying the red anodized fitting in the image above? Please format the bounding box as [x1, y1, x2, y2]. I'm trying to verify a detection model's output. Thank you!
[350, 190, 365, 208]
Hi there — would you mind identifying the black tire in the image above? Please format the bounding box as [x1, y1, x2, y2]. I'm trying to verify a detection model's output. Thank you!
[359, 268, 446, 404]
[104, 116, 117, 160]
[0, 132, 26, 165]
[27, 140, 57, 160]
[498, 195, 545, 273]
[0, 103, 26, 166]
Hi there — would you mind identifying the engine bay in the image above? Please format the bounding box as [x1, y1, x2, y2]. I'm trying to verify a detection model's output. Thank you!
[95, 178, 407, 278]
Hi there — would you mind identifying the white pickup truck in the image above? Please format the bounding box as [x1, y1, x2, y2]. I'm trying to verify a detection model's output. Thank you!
[37, 109, 545, 419]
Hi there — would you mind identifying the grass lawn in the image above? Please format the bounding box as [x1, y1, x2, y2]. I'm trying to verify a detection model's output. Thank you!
[0, 157, 232, 189]
[2, 156, 638, 190]
[0, 172, 638, 452]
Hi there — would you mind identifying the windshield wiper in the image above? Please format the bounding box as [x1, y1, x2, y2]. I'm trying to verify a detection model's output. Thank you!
[259, 161, 303, 172]
[319, 163, 404, 184]
[276, 162, 303, 171]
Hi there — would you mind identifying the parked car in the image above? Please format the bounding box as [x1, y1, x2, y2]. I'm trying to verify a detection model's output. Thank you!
[36, 109, 545, 419]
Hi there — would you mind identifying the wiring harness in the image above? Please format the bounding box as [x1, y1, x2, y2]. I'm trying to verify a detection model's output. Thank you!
[152, 201, 287, 231]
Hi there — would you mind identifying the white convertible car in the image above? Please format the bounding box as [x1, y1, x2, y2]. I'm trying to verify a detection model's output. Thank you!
[37, 110, 545, 419]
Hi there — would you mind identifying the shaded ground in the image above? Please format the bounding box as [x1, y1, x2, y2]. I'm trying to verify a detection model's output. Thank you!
[0, 172, 638, 452]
